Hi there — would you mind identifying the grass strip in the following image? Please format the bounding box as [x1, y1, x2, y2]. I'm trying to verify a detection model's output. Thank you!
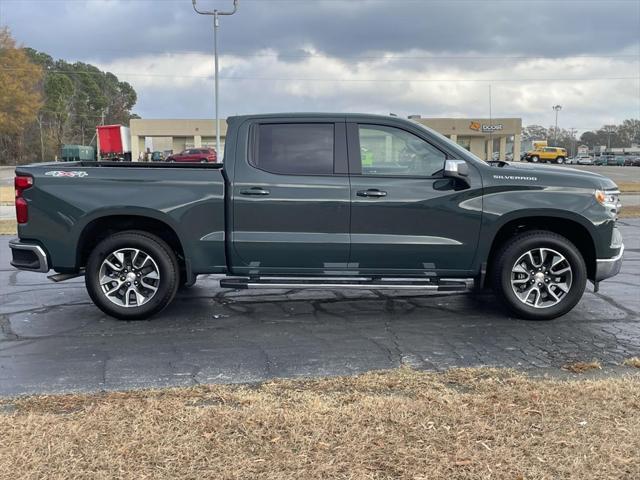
[1, 368, 639, 480]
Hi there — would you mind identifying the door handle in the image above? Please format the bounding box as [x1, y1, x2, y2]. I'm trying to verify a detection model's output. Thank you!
[357, 189, 387, 198]
[240, 187, 270, 196]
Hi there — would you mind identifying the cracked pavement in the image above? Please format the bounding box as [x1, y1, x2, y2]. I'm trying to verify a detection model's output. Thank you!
[0, 219, 639, 396]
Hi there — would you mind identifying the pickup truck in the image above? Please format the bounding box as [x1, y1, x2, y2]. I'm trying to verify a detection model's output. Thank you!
[10, 113, 624, 321]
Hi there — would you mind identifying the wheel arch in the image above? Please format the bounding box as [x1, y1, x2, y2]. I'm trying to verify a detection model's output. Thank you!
[76, 214, 187, 276]
[484, 215, 597, 286]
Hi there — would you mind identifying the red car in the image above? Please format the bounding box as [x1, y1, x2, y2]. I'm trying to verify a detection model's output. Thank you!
[166, 148, 217, 163]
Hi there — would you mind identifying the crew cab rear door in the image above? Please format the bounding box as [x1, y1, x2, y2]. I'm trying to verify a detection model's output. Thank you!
[229, 117, 351, 275]
[346, 119, 483, 275]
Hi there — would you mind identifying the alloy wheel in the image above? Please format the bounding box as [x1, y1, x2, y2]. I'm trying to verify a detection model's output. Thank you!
[99, 248, 160, 307]
[510, 247, 573, 309]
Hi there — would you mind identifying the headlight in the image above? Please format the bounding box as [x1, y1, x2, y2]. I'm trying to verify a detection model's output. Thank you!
[595, 189, 621, 214]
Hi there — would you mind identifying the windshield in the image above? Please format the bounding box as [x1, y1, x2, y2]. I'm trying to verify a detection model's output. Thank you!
[412, 121, 489, 165]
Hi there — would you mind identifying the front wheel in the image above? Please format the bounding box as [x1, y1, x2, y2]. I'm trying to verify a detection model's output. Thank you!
[555, 156, 565, 164]
[85, 231, 180, 320]
[530, 155, 539, 163]
[492, 231, 587, 320]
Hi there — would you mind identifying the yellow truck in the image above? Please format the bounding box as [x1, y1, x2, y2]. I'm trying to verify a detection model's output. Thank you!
[525, 143, 568, 164]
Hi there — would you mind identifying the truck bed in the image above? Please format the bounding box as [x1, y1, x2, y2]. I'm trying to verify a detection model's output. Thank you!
[15, 161, 228, 276]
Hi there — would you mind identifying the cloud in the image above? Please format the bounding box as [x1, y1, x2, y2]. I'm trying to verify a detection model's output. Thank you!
[3, 0, 640, 130]
[94, 47, 640, 132]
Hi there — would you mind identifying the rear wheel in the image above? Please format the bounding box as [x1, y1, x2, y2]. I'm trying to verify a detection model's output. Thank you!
[530, 155, 540, 163]
[85, 231, 180, 320]
[492, 231, 587, 320]
[555, 156, 565, 164]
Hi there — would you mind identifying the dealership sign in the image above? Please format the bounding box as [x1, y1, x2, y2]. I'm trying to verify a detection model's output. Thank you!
[469, 121, 504, 133]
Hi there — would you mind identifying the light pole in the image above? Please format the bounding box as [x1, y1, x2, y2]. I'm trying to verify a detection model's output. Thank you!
[192, 0, 239, 159]
[552, 105, 562, 145]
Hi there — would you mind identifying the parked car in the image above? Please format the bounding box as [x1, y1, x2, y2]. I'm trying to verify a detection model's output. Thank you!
[525, 147, 568, 164]
[576, 155, 594, 165]
[150, 151, 165, 162]
[166, 148, 217, 163]
[595, 155, 611, 166]
[608, 155, 625, 167]
[10, 113, 623, 321]
[623, 156, 638, 166]
[631, 156, 640, 167]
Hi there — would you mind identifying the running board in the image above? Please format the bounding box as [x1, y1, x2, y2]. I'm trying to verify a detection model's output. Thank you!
[47, 271, 84, 282]
[219, 277, 473, 292]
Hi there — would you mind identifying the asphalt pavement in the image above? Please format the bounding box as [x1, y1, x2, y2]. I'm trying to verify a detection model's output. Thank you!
[1, 219, 639, 396]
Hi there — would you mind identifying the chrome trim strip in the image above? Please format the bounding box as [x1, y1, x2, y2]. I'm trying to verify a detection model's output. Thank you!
[245, 283, 441, 290]
[596, 244, 624, 263]
[9, 240, 49, 273]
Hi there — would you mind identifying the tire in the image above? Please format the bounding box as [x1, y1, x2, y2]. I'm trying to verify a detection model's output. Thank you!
[530, 155, 539, 163]
[85, 231, 180, 320]
[200, 158, 208, 163]
[492, 230, 587, 320]
[555, 157, 565, 164]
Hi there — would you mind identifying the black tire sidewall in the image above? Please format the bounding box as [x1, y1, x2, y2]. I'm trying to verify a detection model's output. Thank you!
[85, 231, 179, 320]
[494, 232, 587, 320]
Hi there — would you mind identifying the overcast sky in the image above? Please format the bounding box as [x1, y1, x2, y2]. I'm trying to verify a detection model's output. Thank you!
[2, 0, 639, 132]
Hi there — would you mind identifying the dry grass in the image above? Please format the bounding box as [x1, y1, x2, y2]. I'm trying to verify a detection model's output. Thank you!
[0, 219, 16, 235]
[0, 185, 12, 205]
[623, 357, 640, 368]
[617, 182, 640, 193]
[1, 368, 639, 480]
[562, 360, 602, 374]
[620, 205, 640, 218]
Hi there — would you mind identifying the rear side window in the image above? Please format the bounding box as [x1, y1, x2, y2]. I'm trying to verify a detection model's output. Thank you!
[252, 123, 334, 175]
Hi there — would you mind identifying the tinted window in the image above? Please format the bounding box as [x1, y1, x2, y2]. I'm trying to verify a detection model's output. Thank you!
[254, 123, 334, 175]
[358, 125, 446, 177]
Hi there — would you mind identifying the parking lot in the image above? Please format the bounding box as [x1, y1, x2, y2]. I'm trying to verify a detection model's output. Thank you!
[0, 219, 638, 396]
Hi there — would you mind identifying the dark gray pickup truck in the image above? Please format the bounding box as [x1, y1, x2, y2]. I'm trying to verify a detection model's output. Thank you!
[10, 113, 623, 320]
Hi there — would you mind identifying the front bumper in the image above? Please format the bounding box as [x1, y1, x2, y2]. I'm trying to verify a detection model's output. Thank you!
[595, 244, 624, 282]
[9, 239, 50, 273]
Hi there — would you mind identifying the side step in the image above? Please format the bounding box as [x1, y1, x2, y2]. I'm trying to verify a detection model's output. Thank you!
[219, 276, 473, 292]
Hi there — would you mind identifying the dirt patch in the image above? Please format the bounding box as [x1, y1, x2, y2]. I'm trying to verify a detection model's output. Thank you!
[563, 360, 602, 374]
[623, 357, 640, 368]
[1, 368, 639, 479]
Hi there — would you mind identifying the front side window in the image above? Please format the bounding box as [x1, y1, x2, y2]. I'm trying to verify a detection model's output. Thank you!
[358, 125, 446, 177]
[253, 123, 334, 175]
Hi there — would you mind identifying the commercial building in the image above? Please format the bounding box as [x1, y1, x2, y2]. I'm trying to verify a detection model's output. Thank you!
[409, 116, 522, 161]
[130, 116, 522, 162]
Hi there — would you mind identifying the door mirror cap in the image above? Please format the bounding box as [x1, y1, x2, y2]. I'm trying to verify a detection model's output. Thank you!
[444, 159, 469, 178]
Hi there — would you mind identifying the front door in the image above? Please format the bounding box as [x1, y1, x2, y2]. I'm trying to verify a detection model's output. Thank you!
[347, 121, 483, 275]
[230, 119, 351, 275]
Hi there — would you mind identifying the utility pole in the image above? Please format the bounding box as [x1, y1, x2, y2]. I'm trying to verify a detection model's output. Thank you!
[552, 105, 562, 145]
[192, 0, 239, 159]
[569, 127, 577, 157]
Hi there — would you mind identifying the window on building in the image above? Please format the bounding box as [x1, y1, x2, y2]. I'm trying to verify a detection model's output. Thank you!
[358, 125, 446, 177]
[253, 123, 334, 175]
[456, 137, 471, 151]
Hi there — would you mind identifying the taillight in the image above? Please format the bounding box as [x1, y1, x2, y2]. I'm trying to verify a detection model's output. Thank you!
[15, 175, 33, 224]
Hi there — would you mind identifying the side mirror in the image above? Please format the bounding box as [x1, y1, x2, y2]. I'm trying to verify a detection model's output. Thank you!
[443, 159, 470, 187]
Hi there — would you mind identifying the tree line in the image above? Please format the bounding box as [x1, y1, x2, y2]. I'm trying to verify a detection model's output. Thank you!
[523, 119, 640, 155]
[0, 28, 138, 165]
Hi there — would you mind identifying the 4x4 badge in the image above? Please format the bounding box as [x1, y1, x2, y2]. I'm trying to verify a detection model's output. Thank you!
[45, 171, 88, 178]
